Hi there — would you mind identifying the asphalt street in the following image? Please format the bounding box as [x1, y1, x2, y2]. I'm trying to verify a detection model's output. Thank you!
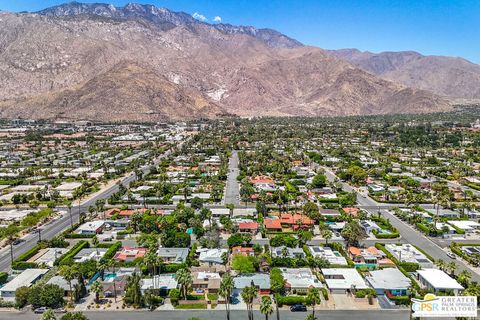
[224, 150, 240, 206]
[0, 309, 411, 320]
[322, 167, 480, 283]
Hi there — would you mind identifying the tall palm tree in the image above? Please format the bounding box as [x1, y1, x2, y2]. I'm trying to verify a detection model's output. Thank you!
[306, 287, 321, 320]
[59, 265, 78, 303]
[241, 283, 258, 320]
[176, 268, 193, 300]
[90, 279, 103, 303]
[97, 260, 110, 281]
[320, 228, 333, 245]
[219, 273, 234, 320]
[260, 296, 273, 320]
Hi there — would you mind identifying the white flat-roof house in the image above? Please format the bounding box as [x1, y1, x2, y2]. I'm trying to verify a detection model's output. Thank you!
[417, 269, 464, 295]
[321, 268, 369, 293]
[281, 268, 323, 292]
[366, 268, 411, 296]
[197, 248, 228, 265]
[308, 246, 348, 266]
[0, 269, 48, 300]
[385, 244, 433, 268]
[76, 220, 105, 235]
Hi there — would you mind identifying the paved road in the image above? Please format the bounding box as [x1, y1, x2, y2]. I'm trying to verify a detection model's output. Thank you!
[0, 146, 178, 272]
[0, 309, 410, 320]
[224, 150, 240, 206]
[322, 167, 480, 282]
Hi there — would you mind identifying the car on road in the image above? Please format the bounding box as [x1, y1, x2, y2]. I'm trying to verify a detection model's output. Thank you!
[54, 308, 66, 313]
[34, 307, 48, 314]
[447, 252, 456, 259]
[290, 304, 307, 312]
[12, 239, 24, 245]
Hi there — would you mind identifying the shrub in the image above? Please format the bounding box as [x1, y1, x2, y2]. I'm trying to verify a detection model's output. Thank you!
[275, 294, 311, 306]
[99, 241, 122, 263]
[321, 288, 329, 301]
[56, 240, 89, 266]
[12, 244, 42, 270]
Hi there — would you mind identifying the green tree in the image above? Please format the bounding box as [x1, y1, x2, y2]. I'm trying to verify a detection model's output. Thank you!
[15, 286, 30, 308]
[28, 284, 64, 309]
[219, 273, 235, 320]
[306, 287, 321, 319]
[241, 283, 258, 320]
[59, 265, 78, 303]
[341, 220, 366, 248]
[311, 174, 327, 188]
[232, 255, 256, 273]
[124, 273, 143, 307]
[176, 268, 193, 300]
[303, 202, 320, 221]
[90, 279, 103, 303]
[260, 296, 274, 320]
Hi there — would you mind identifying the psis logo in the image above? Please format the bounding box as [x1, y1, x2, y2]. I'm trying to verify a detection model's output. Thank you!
[412, 293, 477, 318]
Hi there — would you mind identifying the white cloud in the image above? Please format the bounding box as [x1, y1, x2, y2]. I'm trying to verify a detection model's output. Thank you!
[192, 12, 207, 22]
[213, 16, 222, 23]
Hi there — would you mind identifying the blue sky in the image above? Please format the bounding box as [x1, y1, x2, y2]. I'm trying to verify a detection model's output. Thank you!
[1, 0, 479, 63]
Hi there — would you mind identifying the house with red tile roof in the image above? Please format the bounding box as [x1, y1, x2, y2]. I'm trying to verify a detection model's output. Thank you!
[231, 246, 255, 257]
[279, 213, 314, 230]
[263, 218, 282, 232]
[238, 222, 259, 233]
[113, 247, 146, 262]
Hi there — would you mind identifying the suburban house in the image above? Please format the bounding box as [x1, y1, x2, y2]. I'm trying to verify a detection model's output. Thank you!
[76, 220, 105, 235]
[365, 268, 411, 296]
[238, 222, 259, 233]
[197, 248, 228, 265]
[157, 248, 189, 264]
[281, 268, 323, 293]
[232, 246, 255, 257]
[113, 247, 147, 262]
[321, 268, 369, 294]
[0, 269, 49, 300]
[73, 248, 108, 263]
[416, 269, 464, 295]
[271, 246, 305, 259]
[348, 246, 394, 268]
[279, 213, 314, 230]
[263, 218, 282, 232]
[47, 276, 79, 297]
[234, 274, 270, 295]
[385, 244, 434, 268]
[308, 246, 348, 266]
[141, 274, 178, 295]
[192, 271, 221, 293]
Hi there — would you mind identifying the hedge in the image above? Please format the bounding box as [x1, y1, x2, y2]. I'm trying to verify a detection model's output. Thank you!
[0, 272, 8, 285]
[390, 295, 410, 305]
[275, 294, 311, 306]
[64, 233, 95, 239]
[412, 245, 435, 263]
[56, 240, 89, 266]
[373, 230, 400, 239]
[398, 262, 420, 272]
[99, 241, 122, 263]
[12, 244, 42, 270]
[162, 263, 187, 273]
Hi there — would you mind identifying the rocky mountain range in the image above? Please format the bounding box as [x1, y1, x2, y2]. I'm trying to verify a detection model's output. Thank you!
[0, 2, 476, 122]
[329, 49, 480, 99]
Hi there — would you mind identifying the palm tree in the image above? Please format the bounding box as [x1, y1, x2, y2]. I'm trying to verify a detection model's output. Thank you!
[457, 270, 471, 287]
[435, 259, 446, 271]
[219, 273, 234, 320]
[90, 279, 103, 303]
[97, 260, 110, 281]
[59, 265, 78, 303]
[320, 228, 333, 245]
[241, 283, 258, 320]
[260, 296, 273, 320]
[176, 268, 193, 300]
[306, 287, 321, 320]
[446, 261, 457, 276]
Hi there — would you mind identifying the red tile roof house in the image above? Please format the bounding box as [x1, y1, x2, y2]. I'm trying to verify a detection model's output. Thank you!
[264, 218, 282, 232]
[238, 222, 259, 233]
[113, 247, 147, 262]
[280, 213, 314, 230]
[231, 246, 255, 257]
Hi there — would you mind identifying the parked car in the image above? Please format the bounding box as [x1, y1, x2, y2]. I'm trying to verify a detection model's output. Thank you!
[54, 308, 66, 313]
[290, 304, 307, 312]
[34, 307, 48, 314]
[447, 252, 456, 259]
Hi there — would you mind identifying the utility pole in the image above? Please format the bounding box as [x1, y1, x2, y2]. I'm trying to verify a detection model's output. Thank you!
[10, 242, 14, 266]
[38, 228, 42, 242]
